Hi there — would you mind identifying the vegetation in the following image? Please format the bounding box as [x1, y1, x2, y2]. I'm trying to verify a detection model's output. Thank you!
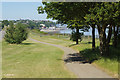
[16, 19, 56, 29]
[1, 19, 56, 30]
[2, 20, 9, 29]
[85, 2, 120, 56]
[2, 39, 76, 78]
[38, 2, 120, 56]
[0, 23, 2, 29]
[2, 2, 120, 79]
[4, 22, 28, 44]
[38, 3, 90, 44]
[70, 31, 83, 42]
[30, 30, 118, 78]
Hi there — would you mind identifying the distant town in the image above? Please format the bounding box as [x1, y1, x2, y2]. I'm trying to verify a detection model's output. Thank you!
[0, 19, 67, 32]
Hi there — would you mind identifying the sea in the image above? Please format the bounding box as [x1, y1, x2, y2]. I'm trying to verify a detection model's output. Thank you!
[59, 28, 99, 37]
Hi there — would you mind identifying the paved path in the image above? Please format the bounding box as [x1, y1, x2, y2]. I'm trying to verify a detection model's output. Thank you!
[30, 38, 115, 79]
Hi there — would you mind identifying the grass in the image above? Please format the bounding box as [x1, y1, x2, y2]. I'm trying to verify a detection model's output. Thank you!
[30, 30, 119, 78]
[30, 30, 74, 47]
[2, 39, 76, 78]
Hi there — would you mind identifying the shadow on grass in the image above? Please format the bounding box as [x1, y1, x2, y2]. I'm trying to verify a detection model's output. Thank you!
[21, 43, 35, 45]
[69, 42, 92, 47]
[80, 41, 92, 44]
[64, 45, 119, 64]
[79, 45, 119, 63]
[79, 47, 101, 63]
[69, 44, 77, 47]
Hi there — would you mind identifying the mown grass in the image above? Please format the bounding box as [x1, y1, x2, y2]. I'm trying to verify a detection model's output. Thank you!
[2, 39, 76, 78]
[30, 30, 75, 47]
[30, 29, 119, 78]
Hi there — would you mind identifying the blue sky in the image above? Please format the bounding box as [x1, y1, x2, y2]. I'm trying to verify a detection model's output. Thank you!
[2, 2, 56, 21]
[1, 2, 99, 35]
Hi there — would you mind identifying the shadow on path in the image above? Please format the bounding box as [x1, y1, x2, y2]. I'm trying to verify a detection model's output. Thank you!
[64, 53, 90, 64]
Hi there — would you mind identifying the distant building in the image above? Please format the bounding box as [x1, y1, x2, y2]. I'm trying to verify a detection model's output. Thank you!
[40, 24, 46, 29]
[49, 26, 56, 30]
[14, 23, 17, 25]
[40, 24, 45, 27]
[42, 26, 46, 29]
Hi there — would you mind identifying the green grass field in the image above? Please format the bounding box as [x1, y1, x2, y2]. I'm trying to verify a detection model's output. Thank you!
[30, 30, 119, 78]
[2, 39, 76, 78]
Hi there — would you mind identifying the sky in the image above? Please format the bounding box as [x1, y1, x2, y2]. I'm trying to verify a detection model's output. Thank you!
[0, 1, 99, 35]
[1, 2, 56, 21]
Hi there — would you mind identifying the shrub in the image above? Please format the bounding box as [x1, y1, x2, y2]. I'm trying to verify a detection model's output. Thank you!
[70, 31, 83, 42]
[4, 22, 28, 44]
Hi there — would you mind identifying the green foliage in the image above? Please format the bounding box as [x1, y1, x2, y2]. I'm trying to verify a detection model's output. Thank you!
[0, 23, 2, 29]
[27, 20, 56, 29]
[38, 2, 90, 29]
[4, 22, 28, 44]
[2, 20, 9, 26]
[70, 31, 83, 42]
[85, 2, 120, 25]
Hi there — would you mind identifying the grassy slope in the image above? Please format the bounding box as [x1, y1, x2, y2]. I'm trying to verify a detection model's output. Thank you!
[30, 30, 75, 47]
[2, 39, 76, 78]
[30, 30, 118, 78]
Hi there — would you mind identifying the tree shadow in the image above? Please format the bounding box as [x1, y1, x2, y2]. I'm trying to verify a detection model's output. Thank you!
[68, 42, 92, 47]
[79, 47, 101, 63]
[106, 45, 119, 60]
[69, 44, 77, 47]
[64, 53, 91, 64]
[80, 41, 92, 44]
[79, 46, 119, 63]
[21, 43, 35, 45]
[64, 45, 119, 64]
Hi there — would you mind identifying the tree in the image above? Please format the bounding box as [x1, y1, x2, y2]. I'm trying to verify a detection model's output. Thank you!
[70, 31, 83, 42]
[2, 20, 9, 29]
[112, 2, 120, 47]
[38, 2, 90, 44]
[85, 2, 120, 56]
[4, 22, 28, 44]
[2, 20, 9, 26]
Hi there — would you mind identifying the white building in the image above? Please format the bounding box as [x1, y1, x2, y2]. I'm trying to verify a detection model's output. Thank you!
[40, 24, 45, 27]
[49, 26, 56, 30]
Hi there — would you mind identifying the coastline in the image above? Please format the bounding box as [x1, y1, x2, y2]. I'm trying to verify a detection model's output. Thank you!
[40, 29, 61, 34]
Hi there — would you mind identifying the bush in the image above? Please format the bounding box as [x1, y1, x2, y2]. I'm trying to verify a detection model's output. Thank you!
[4, 22, 28, 44]
[70, 31, 83, 42]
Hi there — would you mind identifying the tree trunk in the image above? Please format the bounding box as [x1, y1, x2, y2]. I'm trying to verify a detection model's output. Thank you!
[106, 25, 112, 56]
[92, 25, 95, 50]
[113, 26, 118, 47]
[76, 28, 79, 44]
[98, 25, 108, 56]
[107, 25, 112, 44]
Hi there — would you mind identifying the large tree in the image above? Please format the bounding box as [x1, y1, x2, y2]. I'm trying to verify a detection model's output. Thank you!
[38, 2, 90, 44]
[85, 2, 120, 56]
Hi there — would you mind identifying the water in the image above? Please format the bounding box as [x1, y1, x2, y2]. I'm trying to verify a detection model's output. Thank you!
[59, 28, 99, 36]
[59, 29, 72, 34]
